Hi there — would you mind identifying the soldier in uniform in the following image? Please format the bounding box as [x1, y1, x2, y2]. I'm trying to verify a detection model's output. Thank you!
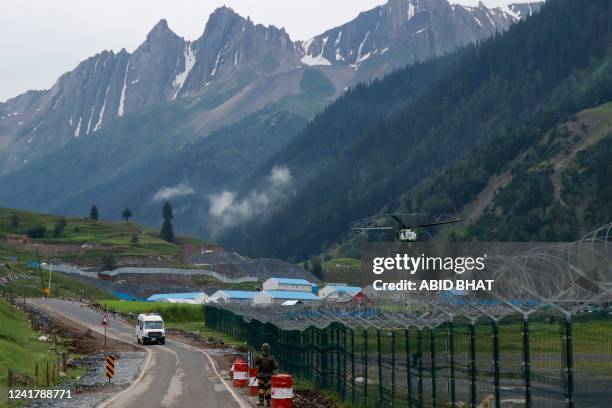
[254, 343, 279, 407]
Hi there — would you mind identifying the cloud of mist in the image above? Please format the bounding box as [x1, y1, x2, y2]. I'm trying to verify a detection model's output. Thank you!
[153, 182, 195, 202]
[208, 166, 294, 231]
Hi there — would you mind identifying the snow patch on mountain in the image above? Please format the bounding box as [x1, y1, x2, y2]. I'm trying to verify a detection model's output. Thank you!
[211, 50, 222, 76]
[117, 61, 129, 117]
[74, 117, 82, 138]
[408, 2, 415, 19]
[301, 37, 332, 66]
[93, 85, 110, 132]
[172, 44, 196, 100]
[356, 31, 371, 64]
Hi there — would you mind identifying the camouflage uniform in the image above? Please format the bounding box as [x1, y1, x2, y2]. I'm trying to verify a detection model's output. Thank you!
[255, 343, 279, 406]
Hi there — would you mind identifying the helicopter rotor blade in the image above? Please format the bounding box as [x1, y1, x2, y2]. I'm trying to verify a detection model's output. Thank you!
[350, 227, 395, 230]
[391, 215, 405, 226]
[409, 219, 462, 228]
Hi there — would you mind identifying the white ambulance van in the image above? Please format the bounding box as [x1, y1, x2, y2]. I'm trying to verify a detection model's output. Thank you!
[136, 313, 166, 345]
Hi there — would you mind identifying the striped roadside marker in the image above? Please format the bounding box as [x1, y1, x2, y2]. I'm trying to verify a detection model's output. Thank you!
[106, 355, 116, 383]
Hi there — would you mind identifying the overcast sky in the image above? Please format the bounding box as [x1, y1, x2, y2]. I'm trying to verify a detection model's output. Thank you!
[0, 0, 527, 102]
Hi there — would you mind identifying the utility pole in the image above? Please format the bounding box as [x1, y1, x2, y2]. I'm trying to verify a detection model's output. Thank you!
[48, 262, 53, 297]
[36, 251, 45, 296]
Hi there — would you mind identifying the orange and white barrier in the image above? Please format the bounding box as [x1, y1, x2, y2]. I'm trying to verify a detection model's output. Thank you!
[271, 374, 293, 408]
[232, 360, 248, 388]
[249, 367, 259, 396]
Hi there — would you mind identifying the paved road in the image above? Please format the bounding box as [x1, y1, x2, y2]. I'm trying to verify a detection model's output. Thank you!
[28, 298, 248, 408]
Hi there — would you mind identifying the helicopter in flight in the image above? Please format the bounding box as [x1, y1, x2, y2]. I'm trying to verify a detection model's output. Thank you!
[350, 214, 462, 242]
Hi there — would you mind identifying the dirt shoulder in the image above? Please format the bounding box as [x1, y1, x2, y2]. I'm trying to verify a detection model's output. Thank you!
[26, 302, 140, 354]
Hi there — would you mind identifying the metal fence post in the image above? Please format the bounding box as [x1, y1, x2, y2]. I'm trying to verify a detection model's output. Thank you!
[377, 328, 383, 406]
[310, 328, 314, 381]
[417, 329, 424, 408]
[343, 325, 348, 401]
[391, 331, 396, 407]
[351, 327, 356, 404]
[448, 321, 456, 408]
[364, 329, 369, 406]
[430, 328, 437, 408]
[301, 330, 306, 379]
[336, 325, 341, 394]
[492, 320, 501, 408]
[405, 328, 413, 408]
[564, 315, 574, 408]
[522, 316, 531, 408]
[328, 325, 333, 391]
[8, 368, 13, 404]
[469, 321, 476, 408]
[322, 327, 328, 390]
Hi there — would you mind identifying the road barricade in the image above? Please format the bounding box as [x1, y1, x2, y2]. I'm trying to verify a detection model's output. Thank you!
[233, 360, 248, 388]
[249, 367, 259, 396]
[271, 374, 293, 408]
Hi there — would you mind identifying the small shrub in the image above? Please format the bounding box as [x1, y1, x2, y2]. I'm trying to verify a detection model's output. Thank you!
[26, 225, 46, 239]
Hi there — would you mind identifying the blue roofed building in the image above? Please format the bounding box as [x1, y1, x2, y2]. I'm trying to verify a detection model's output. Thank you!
[318, 284, 362, 300]
[263, 277, 314, 293]
[253, 290, 320, 306]
[207, 290, 258, 304]
[147, 292, 208, 304]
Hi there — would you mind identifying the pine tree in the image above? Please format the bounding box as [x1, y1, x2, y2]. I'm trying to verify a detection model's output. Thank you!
[90, 205, 99, 221]
[162, 201, 174, 221]
[161, 201, 175, 242]
[122, 208, 132, 223]
[161, 219, 175, 243]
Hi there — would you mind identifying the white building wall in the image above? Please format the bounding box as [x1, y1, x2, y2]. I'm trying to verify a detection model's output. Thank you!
[318, 286, 339, 299]
[278, 283, 311, 292]
[253, 291, 273, 305]
[207, 291, 229, 303]
[262, 278, 312, 292]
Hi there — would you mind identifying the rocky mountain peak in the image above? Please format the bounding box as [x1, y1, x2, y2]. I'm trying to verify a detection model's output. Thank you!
[202, 6, 245, 38]
[298, 0, 542, 72]
[506, 2, 542, 19]
[146, 18, 177, 41]
[0, 0, 541, 176]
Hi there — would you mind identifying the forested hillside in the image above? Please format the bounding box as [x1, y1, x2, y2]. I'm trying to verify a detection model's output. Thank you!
[224, 0, 612, 260]
[463, 104, 612, 241]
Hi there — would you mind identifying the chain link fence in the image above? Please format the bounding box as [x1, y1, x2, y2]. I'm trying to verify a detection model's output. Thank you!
[205, 223, 612, 407]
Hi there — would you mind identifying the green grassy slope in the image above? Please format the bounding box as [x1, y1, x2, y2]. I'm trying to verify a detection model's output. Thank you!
[0, 207, 211, 263]
[0, 300, 86, 406]
[98, 300, 203, 322]
[1, 208, 181, 252]
[0, 207, 215, 299]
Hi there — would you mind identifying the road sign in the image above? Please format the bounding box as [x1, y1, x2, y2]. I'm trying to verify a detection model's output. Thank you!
[102, 315, 110, 350]
[105, 355, 115, 382]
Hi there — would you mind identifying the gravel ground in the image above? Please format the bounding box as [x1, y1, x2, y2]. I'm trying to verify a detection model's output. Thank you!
[26, 351, 145, 408]
[78, 352, 145, 386]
